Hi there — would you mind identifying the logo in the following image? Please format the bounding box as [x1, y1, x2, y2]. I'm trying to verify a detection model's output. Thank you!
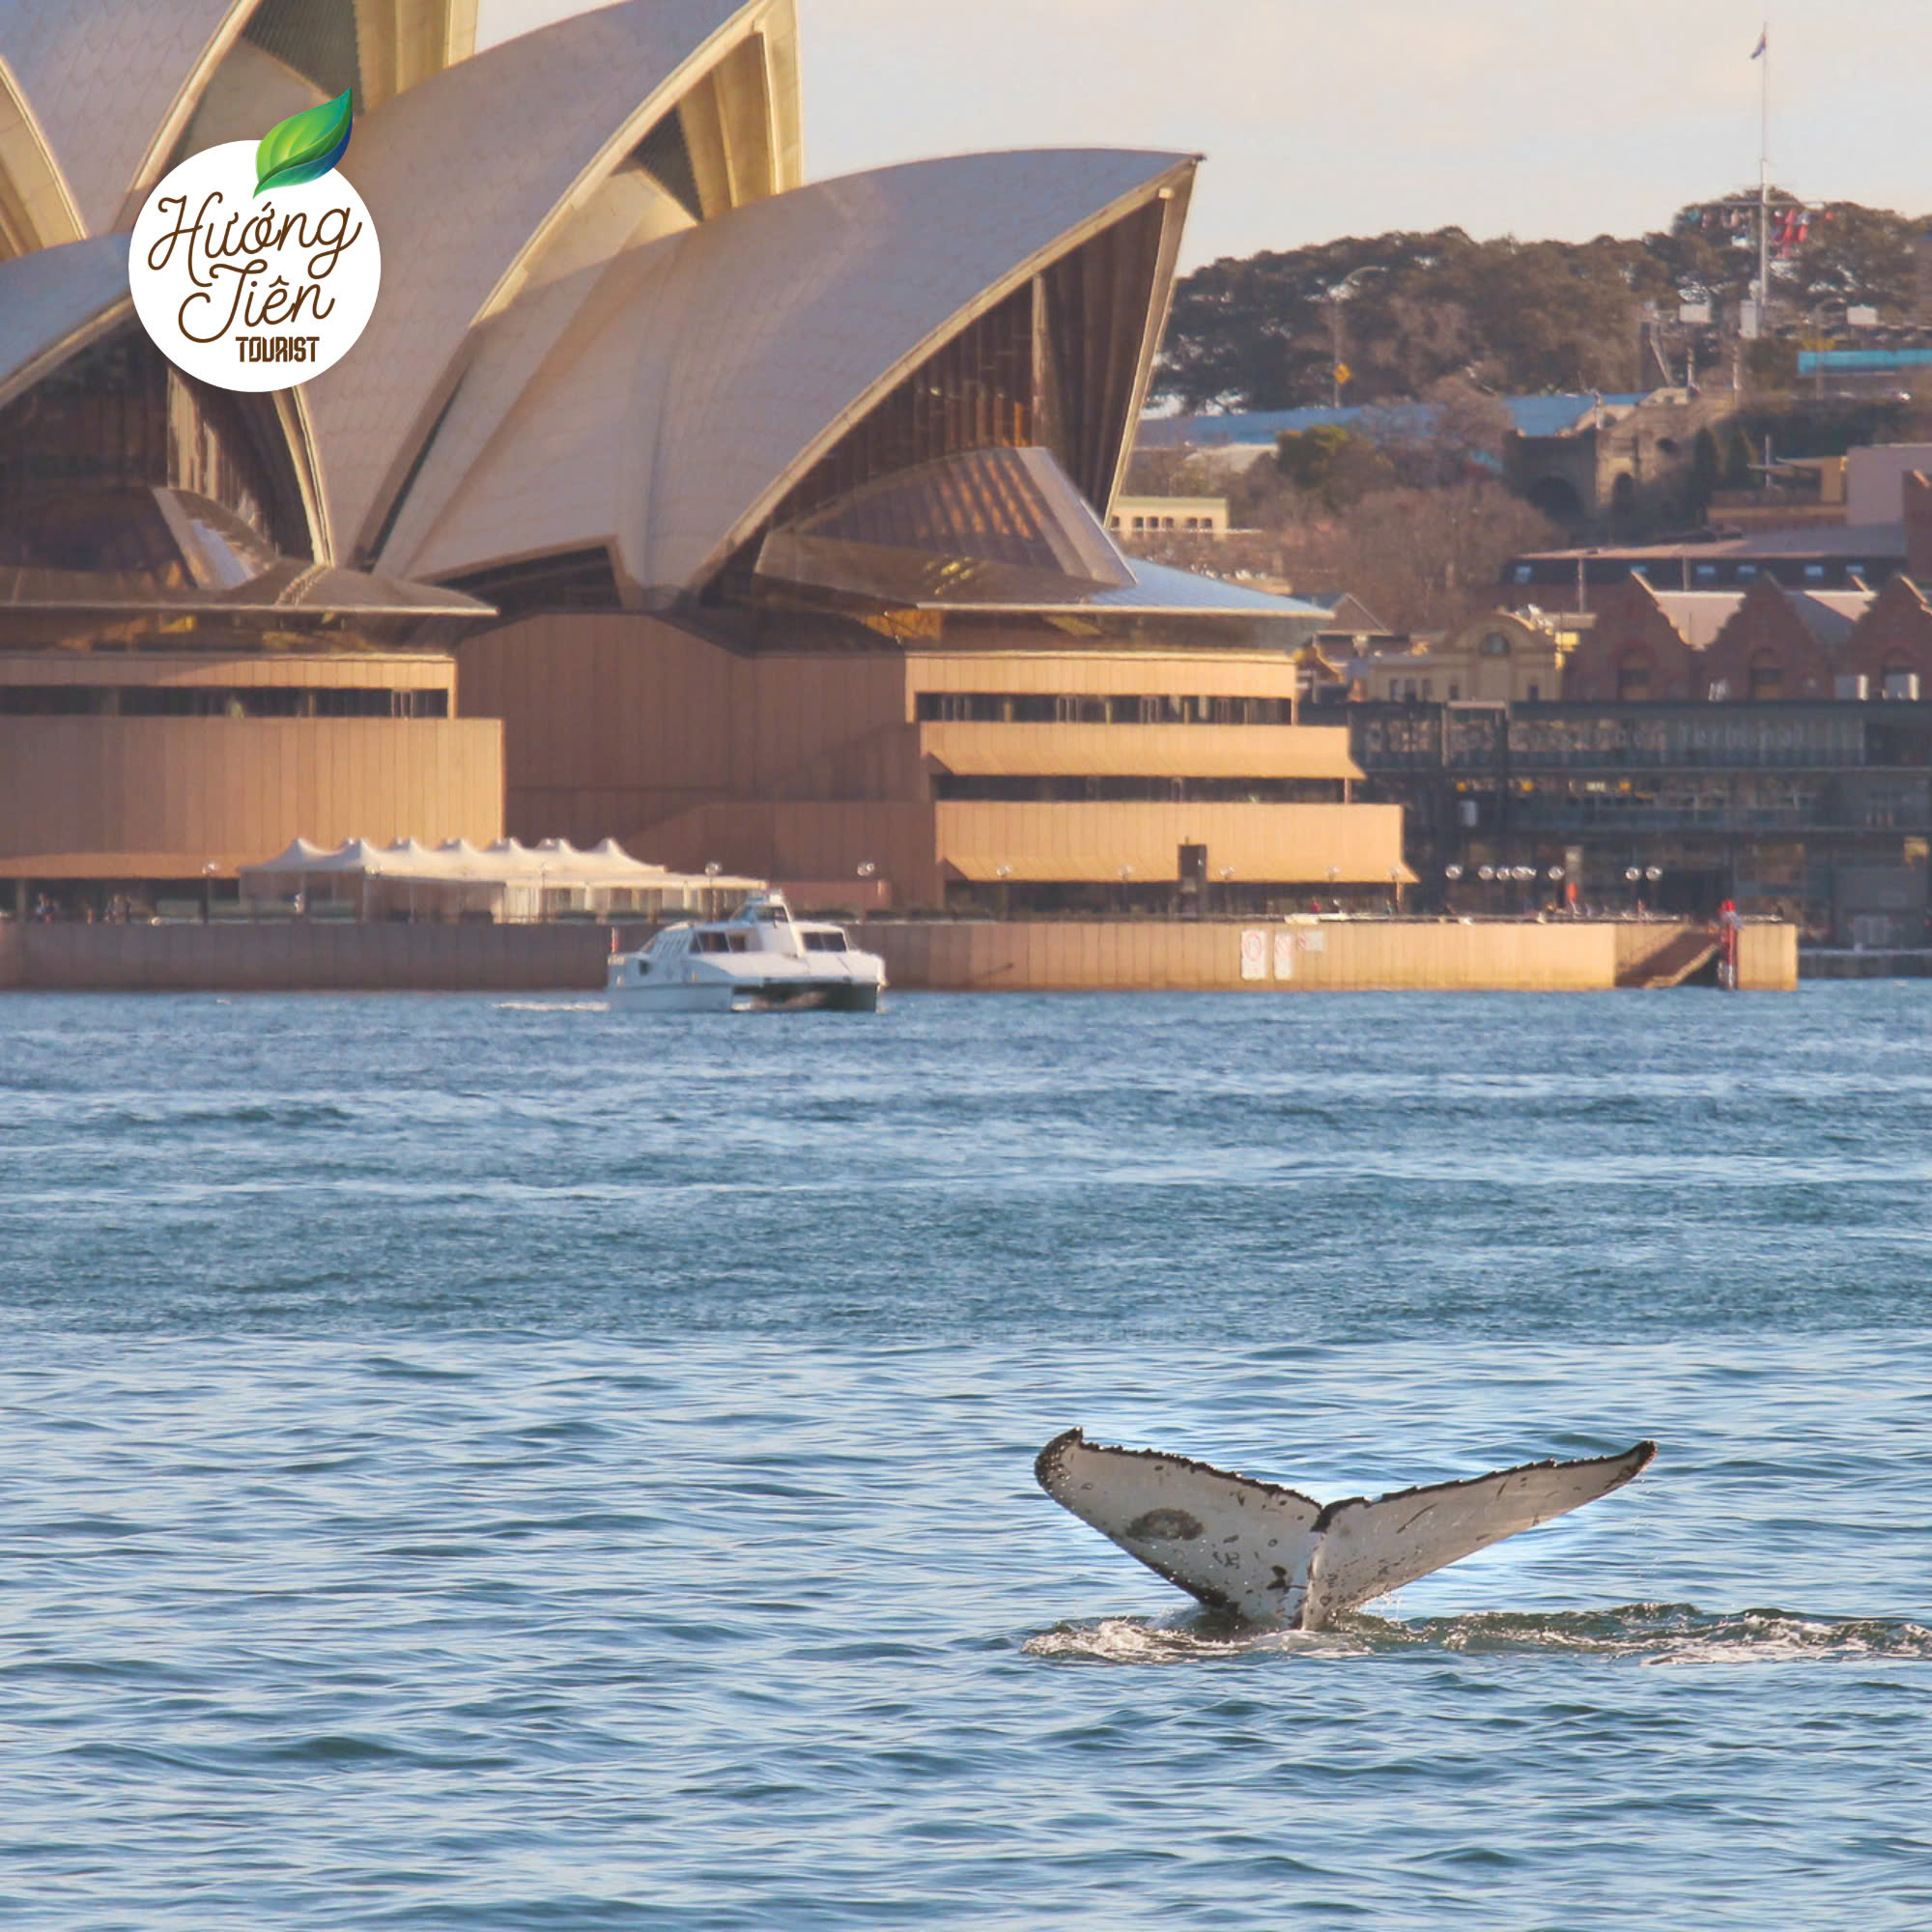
[128, 92, 380, 391]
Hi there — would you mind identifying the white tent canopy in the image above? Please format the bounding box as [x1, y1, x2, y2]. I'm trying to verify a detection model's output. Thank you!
[240, 836, 762, 918]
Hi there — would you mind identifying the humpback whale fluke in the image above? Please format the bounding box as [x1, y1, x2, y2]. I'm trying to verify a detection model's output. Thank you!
[1035, 1430, 1656, 1629]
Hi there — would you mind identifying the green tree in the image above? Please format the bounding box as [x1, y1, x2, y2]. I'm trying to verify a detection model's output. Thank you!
[1685, 425, 1721, 524]
[1150, 195, 1932, 415]
[1275, 425, 1391, 508]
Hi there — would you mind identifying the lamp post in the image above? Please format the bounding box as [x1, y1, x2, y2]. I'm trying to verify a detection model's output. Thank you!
[1324, 266, 1383, 407]
[201, 859, 217, 923]
[1217, 863, 1235, 916]
[1118, 863, 1134, 916]
[1644, 865, 1662, 919]
[1624, 865, 1641, 917]
[703, 858, 721, 918]
[995, 862, 1012, 919]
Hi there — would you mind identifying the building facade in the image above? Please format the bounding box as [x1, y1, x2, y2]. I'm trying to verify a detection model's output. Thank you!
[1, 0, 1409, 914]
[1352, 696, 1932, 943]
[0, 1, 502, 915]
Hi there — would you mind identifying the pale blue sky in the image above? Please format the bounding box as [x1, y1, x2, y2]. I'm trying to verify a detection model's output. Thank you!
[477, 2, 1932, 268]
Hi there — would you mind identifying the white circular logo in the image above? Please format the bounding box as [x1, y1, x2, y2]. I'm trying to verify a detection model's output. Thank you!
[128, 141, 380, 391]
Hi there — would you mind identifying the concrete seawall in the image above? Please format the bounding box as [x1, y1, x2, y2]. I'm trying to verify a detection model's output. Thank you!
[866, 918, 1796, 993]
[0, 917, 1796, 993]
[5, 922, 610, 993]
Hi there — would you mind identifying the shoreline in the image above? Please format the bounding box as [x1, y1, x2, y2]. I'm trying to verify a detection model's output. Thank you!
[0, 915, 1797, 993]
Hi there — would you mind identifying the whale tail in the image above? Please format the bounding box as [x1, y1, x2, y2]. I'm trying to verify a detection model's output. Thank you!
[1035, 1431, 1656, 1629]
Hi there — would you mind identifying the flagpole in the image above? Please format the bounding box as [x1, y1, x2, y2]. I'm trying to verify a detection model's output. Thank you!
[1756, 24, 1770, 327]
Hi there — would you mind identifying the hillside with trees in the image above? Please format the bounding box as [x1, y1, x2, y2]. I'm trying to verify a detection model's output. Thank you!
[1154, 195, 1928, 412]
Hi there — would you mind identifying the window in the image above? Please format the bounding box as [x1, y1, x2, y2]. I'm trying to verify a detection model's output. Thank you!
[1737, 564, 1758, 581]
[1748, 657, 1784, 700]
[1480, 632, 1511, 657]
[1526, 682, 1541, 701]
[1693, 563, 1719, 583]
[1513, 564, 1533, 584]
[1617, 658, 1652, 700]
[1804, 563, 1826, 582]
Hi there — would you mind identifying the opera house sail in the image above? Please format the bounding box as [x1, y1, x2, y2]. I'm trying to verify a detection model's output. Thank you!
[0, 0, 1406, 917]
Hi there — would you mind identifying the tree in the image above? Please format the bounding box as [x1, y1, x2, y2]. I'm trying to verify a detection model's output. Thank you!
[1270, 482, 1562, 633]
[1685, 425, 1722, 524]
[1275, 425, 1390, 508]
[1359, 376, 1514, 488]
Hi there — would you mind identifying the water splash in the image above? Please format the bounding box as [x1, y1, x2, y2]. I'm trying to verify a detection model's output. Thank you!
[1024, 1603, 1932, 1665]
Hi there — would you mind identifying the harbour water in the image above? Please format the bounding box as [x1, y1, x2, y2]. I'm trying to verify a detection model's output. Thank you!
[3, 985, 1930, 1928]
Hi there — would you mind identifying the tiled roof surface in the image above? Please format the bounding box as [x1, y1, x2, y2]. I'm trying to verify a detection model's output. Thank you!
[300, 0, 755, 556]
[0, 232, 131, 411]
[0, 0, 242, 234]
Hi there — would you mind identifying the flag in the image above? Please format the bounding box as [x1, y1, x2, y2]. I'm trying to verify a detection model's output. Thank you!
[1750, 26, 1767, 58]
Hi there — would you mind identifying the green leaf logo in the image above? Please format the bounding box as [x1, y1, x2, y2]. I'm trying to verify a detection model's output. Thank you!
[254, 90, 353, 197]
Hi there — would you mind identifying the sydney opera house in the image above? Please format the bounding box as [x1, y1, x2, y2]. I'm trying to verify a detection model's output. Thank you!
[0, 0, 1406, 916]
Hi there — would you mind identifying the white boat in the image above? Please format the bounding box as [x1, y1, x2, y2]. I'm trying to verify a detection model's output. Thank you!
[605, 892, 886, 1012]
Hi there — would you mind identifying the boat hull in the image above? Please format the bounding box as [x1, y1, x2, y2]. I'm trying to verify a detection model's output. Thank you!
[607, 977, 881, 1013]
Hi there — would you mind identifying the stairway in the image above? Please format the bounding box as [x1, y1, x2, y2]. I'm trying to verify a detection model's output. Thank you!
[1616, 927, 1719, 988]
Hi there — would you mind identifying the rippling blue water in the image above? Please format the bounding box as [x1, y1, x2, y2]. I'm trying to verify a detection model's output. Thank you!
[4, 984, 1931, 1929]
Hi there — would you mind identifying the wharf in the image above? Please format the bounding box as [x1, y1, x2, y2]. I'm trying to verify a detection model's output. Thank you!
[1801, 948, 1932, 980]
[0, 915, 1795, 994]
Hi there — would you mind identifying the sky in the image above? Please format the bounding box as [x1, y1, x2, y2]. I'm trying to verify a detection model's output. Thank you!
[476, 2, 1932, 270]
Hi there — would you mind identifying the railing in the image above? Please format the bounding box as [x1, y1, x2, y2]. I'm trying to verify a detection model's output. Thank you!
[1512, 806, 1932, 834]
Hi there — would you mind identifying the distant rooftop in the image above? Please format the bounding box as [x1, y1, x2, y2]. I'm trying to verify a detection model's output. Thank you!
[1139, 394, 1649, 449]
[1515, 523, 1905, 565]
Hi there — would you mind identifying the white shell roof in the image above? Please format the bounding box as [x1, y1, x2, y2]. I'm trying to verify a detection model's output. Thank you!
[370, 171, 696, 572]
[0, 232, 131, 411]
[398, 147, 1194, 595]
[0, 0, 245, 236]
[0, 2, 482, 238]
[298, 0, 764, 557]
